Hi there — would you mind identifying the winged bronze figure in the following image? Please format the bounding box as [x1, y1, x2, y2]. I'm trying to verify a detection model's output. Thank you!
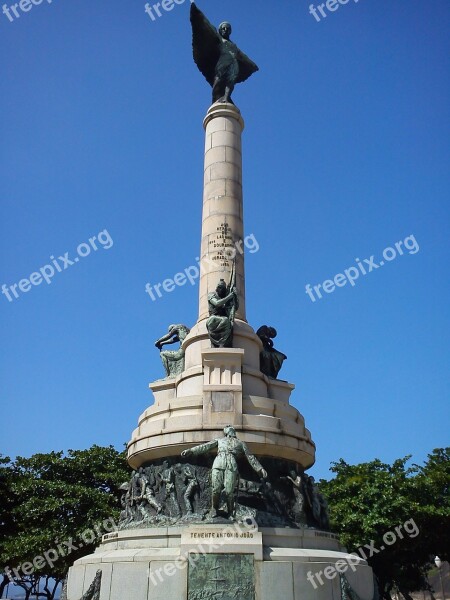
[190, 3, 259, 104]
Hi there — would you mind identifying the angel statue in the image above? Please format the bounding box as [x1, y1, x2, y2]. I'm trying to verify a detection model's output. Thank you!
[190, 3, 259, 104]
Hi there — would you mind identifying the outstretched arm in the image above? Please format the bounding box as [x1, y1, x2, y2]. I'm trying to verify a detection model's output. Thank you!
[182, 439, 218, 457]
[242, 443, 267, 478]
[155, 329, 179, 348]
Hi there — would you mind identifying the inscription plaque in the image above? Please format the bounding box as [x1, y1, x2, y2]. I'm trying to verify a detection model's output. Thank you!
[211, 391, 234, 412]
[188, 554, 254, 600]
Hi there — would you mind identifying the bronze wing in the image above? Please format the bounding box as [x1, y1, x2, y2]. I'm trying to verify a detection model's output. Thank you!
[236, 49, 259, 84]
[190, 3, 221, 86]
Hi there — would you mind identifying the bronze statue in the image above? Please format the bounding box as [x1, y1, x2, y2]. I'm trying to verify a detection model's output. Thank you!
[119, 481, 133, 524]
[206, 278, 238, 348]
[180, 464, 198, 515]
[190, 3, 259, 104]
[158, 460, 181, 517]
[155, 324, 190, 378]
[136, 467, 162, 517]
[282, 470, 307, 525]
[304, 475, 330, 530]
[130, 470, 142, 509]
[257, 326, 287, 379]
[119, 470, 149, 524]
[181, 425, 267, 519]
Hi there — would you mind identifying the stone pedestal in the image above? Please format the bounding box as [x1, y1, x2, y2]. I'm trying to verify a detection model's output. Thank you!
[201, 348, 244, 428]
[68, 526, 374, 600]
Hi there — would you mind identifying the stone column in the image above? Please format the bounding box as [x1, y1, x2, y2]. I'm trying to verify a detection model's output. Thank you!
[198, 103, 246, 323]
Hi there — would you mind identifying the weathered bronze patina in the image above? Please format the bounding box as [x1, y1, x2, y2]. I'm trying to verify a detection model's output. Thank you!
[182, 426, 267, 519]
[188, 554, 254, 600]
[206, 279, 238, 348]
[256, 326, 287, 379]
[190, 3, 259, 104]
[155, 324, 190, 378]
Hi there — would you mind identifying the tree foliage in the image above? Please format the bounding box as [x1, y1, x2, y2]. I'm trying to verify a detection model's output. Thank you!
[411, 448, 450, 561]
[0, 455, 15, 598]
[0, 445, 130, 599]
[319, 448, 449, 600]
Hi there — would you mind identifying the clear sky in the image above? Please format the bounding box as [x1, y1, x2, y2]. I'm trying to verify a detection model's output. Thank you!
[1, 0, 449, 480]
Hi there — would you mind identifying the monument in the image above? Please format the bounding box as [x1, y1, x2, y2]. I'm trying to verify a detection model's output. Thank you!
[64, 4, 375, 600]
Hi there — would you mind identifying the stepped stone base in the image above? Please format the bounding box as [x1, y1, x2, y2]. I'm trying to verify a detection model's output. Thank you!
[67, 526, 374, 600]
[128, 328, 316, 470]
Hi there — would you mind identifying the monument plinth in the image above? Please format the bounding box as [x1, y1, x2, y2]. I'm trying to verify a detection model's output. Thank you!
[64, 4, 375, 600]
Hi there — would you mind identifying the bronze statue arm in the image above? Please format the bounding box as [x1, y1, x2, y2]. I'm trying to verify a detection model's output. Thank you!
[209, 292, 236, 309]
[155, 332, 180, 349]
[157, 337, 178, 348]
[155, 330, 177, 344]
[182, 439, 218, 457]
[242, 443, 267, 478]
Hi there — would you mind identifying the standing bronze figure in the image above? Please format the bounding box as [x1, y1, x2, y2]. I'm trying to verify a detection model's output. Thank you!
[182, 425, 267, 519]
[190, 3, 259, 104]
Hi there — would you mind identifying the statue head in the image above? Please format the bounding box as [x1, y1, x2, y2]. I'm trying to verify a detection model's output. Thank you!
[218, 21, 232, 39]
[216, 279, 227, 298]
[224, 425, 237, 438]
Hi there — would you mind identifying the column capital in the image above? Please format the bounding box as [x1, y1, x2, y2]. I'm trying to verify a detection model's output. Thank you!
[203, 102, 245, 131]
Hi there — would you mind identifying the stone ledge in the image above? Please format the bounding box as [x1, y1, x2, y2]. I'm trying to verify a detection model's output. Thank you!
[138, 395, 203, 424]
[203, 384, 242, 391]
[94, 526, 351, 559]
[203, 102, 244, 131]
[148, 378, 176, 393]
[181, 524, 263, 560]
[129, 427, 313, 451]
[264, 547, 367, 564]
[128, 434, 316, 468]
[202, 347, 245, 359]
[182, 319, 261, 352]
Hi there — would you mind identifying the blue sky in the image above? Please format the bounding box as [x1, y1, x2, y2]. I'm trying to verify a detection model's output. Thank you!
[1, 0, 449, 480]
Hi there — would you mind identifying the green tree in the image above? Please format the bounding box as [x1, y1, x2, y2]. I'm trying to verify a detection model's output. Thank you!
[411, 448, 450, 563]
[319, 449, 449, 600]
[1, 445, 130, 599]
[0, 455, 16, 598]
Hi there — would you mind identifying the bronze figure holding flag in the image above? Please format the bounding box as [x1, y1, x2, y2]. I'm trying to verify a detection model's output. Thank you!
[206, 262, 238, 348]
